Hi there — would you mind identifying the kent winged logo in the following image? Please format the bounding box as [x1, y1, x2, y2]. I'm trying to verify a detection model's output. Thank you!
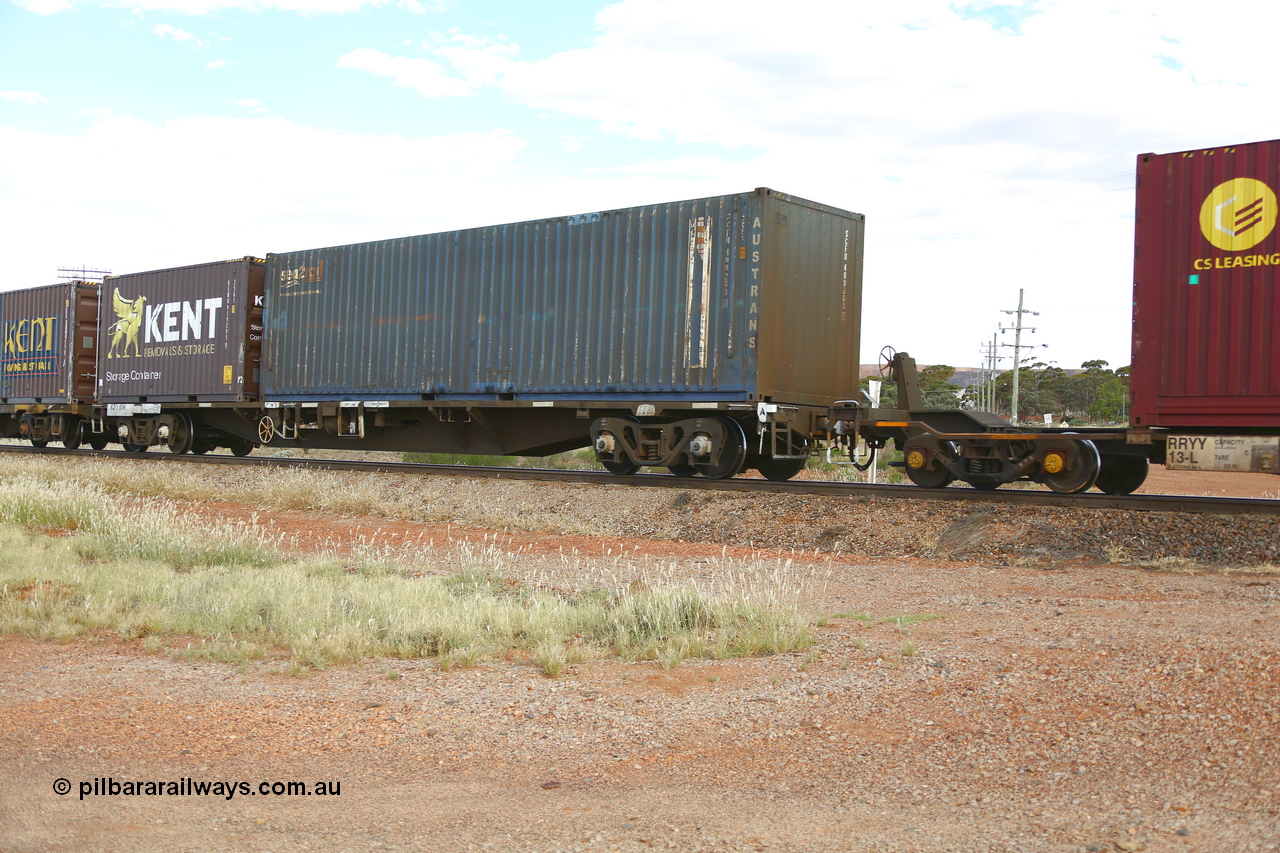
[102, 289, 226, 363]
[106, 288, 147, 359]
[1199, 178, 1278, 251]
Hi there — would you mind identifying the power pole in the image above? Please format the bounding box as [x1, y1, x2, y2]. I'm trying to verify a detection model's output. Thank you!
[999, 289, 1041, 425]
[975, 345, 985, 411]
[975, 335, 996, 412]
[981, 332, 1001, 414]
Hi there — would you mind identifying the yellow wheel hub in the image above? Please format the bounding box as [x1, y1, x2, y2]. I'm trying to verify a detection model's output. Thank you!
[907, 450, 926, 469]
[1043, 452, 1065, 474]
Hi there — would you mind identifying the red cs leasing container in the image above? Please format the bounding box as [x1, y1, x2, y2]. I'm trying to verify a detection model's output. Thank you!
[1131, 139, 1280, 429]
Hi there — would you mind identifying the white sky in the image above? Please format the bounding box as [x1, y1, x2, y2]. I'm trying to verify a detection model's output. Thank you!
[2, 0, 1277, 371]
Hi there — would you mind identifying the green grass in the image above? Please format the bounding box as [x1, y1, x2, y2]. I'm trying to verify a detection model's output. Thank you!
[885, 612, 946, 636]
[884, 613, 945, 627]
[807, 447, 909, 484]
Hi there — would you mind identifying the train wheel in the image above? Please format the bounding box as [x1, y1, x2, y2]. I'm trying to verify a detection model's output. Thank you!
[62, 418, 83, 450]
[904, 442, 955, 489]
[906, 460, 954, 488]
[907, 466, 954, 488]
[88, 435, 110, 451]
[695, 418, 747, 480]
[228, 437, 255, 457]
[602, 459, 639, 475]
[124, 442, 149, 453]
[167, 414, 194, 455]
[755, 455, 808, 482]
[1038, 440, 1101, 494]
[667, 463, 698, 477]
[1095, 455, 1149, 495]
[190, 442, 212, 455]
[30, 438, 48, 448]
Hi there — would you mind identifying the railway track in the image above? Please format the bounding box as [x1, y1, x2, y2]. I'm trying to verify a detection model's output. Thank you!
[3, 443, 1278, 517]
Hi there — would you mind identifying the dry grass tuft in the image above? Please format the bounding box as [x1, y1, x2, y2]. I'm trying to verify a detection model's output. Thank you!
[0, 463, 818, 674]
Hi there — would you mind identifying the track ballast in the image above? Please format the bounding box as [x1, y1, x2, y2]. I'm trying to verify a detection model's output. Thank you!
[3, 443, 1278, 517]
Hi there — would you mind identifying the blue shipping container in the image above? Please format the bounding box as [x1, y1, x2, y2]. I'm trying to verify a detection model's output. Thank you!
[263, 188, 863, 407]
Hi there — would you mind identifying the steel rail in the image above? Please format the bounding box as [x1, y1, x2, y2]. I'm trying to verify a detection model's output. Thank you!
[2, 443, 1278, 516]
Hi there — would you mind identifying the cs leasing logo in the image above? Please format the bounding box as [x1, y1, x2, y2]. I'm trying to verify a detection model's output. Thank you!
[1199, 178, 1277, 251]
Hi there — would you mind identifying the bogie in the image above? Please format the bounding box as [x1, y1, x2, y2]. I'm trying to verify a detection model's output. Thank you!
[590, 415, 753, 481]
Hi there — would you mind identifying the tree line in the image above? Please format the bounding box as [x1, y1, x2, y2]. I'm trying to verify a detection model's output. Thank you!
[861, 360, 1130, 425]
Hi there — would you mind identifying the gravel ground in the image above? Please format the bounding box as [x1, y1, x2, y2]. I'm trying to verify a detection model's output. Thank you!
[1, 464, 1278, 852]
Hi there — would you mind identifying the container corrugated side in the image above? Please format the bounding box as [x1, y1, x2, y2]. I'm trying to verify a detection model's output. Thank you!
[1132, 140, 1280, 429]
[98, 258, 264, 403]
[263, 188, 863, 406]
[1, 282, 99, 404]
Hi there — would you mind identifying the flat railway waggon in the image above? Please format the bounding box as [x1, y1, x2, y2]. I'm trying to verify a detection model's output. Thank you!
[3, 143, 1279, 493]
[257, 188, 861, 481]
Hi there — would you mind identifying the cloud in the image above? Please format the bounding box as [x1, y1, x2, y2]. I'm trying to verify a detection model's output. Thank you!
[336, 48, 476, 98]
[606, 156, 755, 180]
[497, 2, 1132, 153]
[0, 115, 527, 286]
[153, 22, 209, 48]
[11, 0, 72, 13]
[425, 31, 517, 86]
[13, 0, 440, 13]
[342, 1, 1260, 158]
[441, 0, 1279, 168]
[0, 90, 50, 105]
[207, 59, 227, 70]
[557, 135, 585, 153]
[337, 34, 517, 98]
